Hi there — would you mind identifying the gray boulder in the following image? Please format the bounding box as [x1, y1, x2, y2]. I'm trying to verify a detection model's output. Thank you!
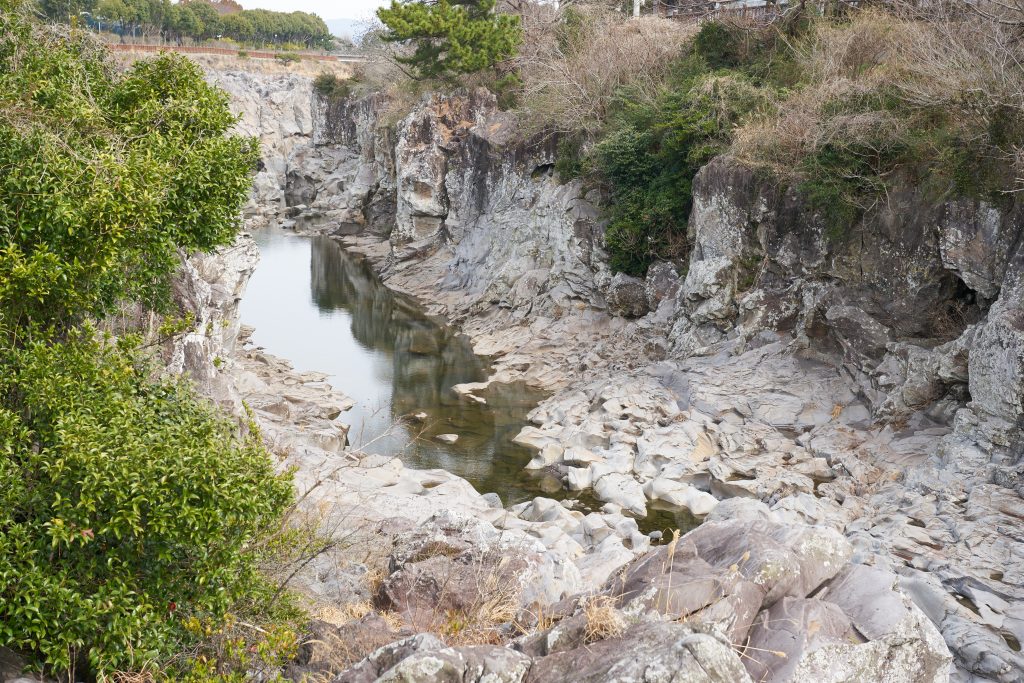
[334, 634, 447, 683]
[969, 303, 1024, 424]
[744, 566, 950, 683]
[376, 646, 531, 683]
[824, 304, 894, 359]
[525, 622, 751, 683]
[645, 261, 681, 310]
[938, 199, 1009, 300]
[606, 273, 651, 318]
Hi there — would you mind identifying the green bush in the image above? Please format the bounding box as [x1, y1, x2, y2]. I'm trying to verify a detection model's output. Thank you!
[595, 57, 772, 275]
[0, 330, 294, 675]
[693, 21, 741, 69]
[555, 5, 588, 56]
[798, 137, 893, 238]
[0, 12, 257, 332]
[275, 52, 302, 64]
[555, 135, 587, 183]
[0, 8, 297, 678]
[313, 72, 353, 100]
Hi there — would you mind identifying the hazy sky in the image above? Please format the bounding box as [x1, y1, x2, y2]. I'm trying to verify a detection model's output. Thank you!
[245, 0, 386, 20]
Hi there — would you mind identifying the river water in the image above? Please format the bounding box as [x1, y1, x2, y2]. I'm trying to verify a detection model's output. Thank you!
[239, 227, 562, 505]
[240, 227, 698, 533]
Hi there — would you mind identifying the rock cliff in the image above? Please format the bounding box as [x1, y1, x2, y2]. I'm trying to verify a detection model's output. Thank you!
[204, 68, 1024, 682]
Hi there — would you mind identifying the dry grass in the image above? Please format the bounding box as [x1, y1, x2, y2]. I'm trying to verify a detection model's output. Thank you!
[514, 6, 695, 134]
[405, 550, 524, 647]
[298, 619, 404, 680]
[335, 6, 693, 136]
[732, 7, 1024, 190]
[300, 602, 406, 678]
[583, 595, 627, 643]
[371, 535, 531, 648]
[316, 601, 373, 625]
[733, 10, 911, 177]
[362, 563, 389, 596]
[379, 610, 405, 631]
[931, 300, 971, 340]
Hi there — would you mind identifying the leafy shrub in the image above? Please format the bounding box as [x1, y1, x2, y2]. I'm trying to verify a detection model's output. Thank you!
[596, 61, 772, 275]
[275, 51, 302, 63]
[693, 21, 740, 69]
[0, 12, 257, 332]
[798, 143, 883, 238]
[0, 331, 294, 676]
[313, 72, 353, 100]
[173, 615, 301, 682]
[237, 49, 249, 58]
[555, 5, 589, 56]
[555, 135, 587, 182]
[0, 8, 297, 679]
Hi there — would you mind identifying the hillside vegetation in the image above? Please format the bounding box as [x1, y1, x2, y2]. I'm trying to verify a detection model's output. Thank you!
[365, 0, 1024, 276]
[38, 0, 333, 49]
[0, 3, 303, 678]
[540, 6, 1023, 275]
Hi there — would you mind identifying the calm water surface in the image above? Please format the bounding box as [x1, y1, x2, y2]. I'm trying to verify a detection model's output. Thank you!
[240, 227, 698, 532]
[240, 227, 559, 505]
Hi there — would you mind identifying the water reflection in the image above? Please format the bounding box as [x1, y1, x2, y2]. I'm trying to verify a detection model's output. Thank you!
[240, 227, 551, 505]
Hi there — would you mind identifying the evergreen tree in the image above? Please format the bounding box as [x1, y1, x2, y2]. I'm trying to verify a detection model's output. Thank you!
[377, 0, 522, 80]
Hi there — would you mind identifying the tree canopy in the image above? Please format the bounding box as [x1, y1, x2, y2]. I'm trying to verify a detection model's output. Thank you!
[0, 5, 294, 676]
[0, 17, 256, 331]
[377, 0, 522, 80]
[38, 0, 333, 48]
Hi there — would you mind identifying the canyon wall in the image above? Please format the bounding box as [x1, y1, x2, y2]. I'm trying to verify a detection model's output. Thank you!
[211, 69, 1024, 681]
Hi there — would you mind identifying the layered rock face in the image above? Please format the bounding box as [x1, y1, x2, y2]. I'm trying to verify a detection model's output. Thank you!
[668, 157, 1024, 681]
[203, 70, 315, 215]
[202, 69, 1024, 682]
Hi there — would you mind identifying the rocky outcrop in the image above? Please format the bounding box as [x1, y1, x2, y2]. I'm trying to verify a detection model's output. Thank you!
[344, 140, 1020, 678]
[326, 501, 949, 683]
[202, 68, 1024, 681]
[165, 237, 259, 411]
[275, 88, 613, 319]
[649, 155, 1024, 680]
[204, 70, 315, 215]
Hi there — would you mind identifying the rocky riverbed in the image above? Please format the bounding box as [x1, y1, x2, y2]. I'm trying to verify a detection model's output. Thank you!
[153, 60, 1024, 682]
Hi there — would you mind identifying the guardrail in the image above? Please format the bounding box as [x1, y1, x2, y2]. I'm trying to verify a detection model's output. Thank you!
[105, 43, 367, 63]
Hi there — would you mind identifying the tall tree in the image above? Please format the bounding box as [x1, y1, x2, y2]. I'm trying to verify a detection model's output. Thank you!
[377, 0, 522, 80]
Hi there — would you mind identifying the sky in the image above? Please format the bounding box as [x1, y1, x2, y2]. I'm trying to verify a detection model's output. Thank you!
[244, 0, 387, 21]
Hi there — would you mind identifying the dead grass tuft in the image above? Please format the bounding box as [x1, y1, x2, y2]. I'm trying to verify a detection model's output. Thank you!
[380, 610, 405, 631]
[583, 595, 627, 643]
[733, 7, 1024, 191]
[432, 561, 522, 646]
[316, 601, 373, 625]
[299, 619, 403, 679]
[362, 563, 389, 596]
[514, 6, 694, 134]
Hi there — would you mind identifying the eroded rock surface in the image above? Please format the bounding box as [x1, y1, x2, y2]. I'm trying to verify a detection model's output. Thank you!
[193, 69, 1024, 682]
[327, 504, 949, 683]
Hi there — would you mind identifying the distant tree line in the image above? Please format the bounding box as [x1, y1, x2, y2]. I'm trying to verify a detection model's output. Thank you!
[36, 0, 334, 48]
